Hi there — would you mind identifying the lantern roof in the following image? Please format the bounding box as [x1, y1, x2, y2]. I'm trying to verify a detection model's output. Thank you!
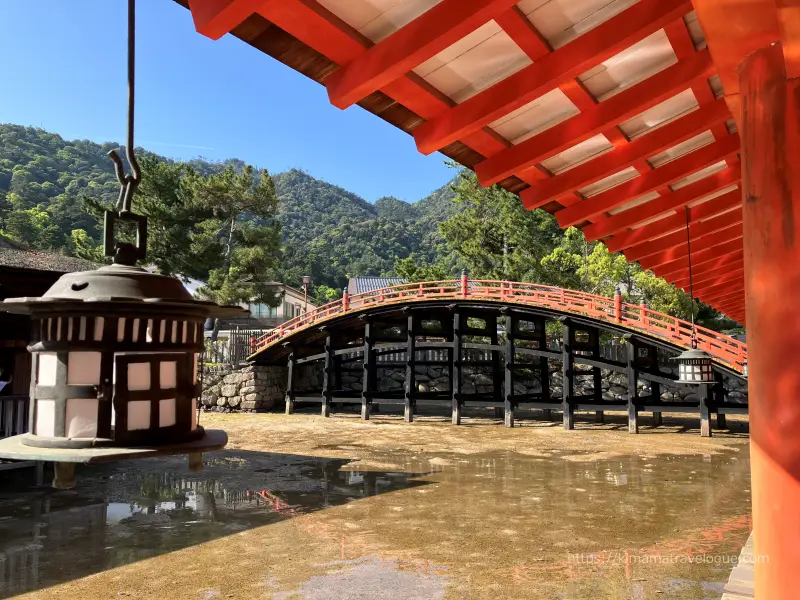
[1, 264, 246, 318]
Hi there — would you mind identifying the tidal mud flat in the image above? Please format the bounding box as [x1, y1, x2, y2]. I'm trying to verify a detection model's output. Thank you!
[2, 412, 751, 599]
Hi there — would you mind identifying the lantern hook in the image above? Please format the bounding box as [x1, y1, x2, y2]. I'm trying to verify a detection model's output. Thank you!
[104, 0, 147, 266]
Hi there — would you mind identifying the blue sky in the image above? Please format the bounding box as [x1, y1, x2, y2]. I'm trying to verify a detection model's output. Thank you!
[0, 1, 455, 202]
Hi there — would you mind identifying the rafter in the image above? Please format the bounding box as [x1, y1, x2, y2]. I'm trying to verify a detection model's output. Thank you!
[652, 239, 744, 277]
[412, 0, 693, 154]
[522, 98, 730, 210]
[638, 224, 743, 270]
[324, 0, 520, 109]
[672, 261, 745, 288]
[663, 250, 743, 282]
[475, 40, 714, 186]
[582, 164, 741, 241]
[625, 210, 743, 262]
[494, 5, 550, 59]
[605, 189, 742, 252]
[717, 305, 746, 316]
[247, 0, 511, 159]
[689, 272, 746, 295]
[700, 287, 745, 304]
[554, 133, 739, 227]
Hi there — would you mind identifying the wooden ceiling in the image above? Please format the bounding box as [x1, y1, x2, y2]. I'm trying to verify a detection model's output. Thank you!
[176, 0, 795, 326]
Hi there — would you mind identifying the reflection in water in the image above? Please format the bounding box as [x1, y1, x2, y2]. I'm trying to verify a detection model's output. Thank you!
[0, 449, 751, 599]
[0, 453, 425, 598]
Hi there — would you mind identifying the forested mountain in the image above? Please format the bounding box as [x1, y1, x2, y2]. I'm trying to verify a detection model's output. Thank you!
[0, 124, 454, 291]
[0, 124, 742, 329]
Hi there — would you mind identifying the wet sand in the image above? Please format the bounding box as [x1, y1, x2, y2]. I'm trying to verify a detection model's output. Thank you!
[3, 411, 751, 600]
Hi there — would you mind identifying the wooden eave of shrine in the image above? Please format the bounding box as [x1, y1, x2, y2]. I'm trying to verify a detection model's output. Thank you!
[174, 0, 799, 327]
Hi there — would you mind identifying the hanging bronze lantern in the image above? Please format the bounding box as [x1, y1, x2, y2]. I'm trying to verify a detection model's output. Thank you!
[674, 347, 715, 384]
[0, 0, 245, 488]
[672, 206, 715, 385]
[2, 265, 243, 449]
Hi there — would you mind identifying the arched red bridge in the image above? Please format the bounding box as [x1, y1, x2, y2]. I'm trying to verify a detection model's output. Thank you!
[252, 279, 746, 372]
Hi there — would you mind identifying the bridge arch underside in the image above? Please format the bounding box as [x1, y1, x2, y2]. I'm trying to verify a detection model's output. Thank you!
[253, 300, 746, 437]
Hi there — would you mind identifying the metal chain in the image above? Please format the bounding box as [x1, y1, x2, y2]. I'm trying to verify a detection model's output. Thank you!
[685, 205, 697, 349]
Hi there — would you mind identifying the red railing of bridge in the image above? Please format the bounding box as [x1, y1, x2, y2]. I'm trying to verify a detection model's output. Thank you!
[253, 280, 747, 372]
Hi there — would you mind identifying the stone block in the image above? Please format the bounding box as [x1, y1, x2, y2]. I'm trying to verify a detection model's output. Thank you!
[228, 396, 241, 407]
[220, 384, 237, 397]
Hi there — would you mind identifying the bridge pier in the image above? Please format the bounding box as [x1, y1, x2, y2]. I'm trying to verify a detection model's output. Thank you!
[561, 320, 575, 430]
[321, 334, 334, 418]
[361, 319, 374, 421]
[404, 313, 415, 423]
[503, 311, 515, 428]
[285, 349, 296, 415]
[451, 309, 462, 426]
[626, 339, 639, 434]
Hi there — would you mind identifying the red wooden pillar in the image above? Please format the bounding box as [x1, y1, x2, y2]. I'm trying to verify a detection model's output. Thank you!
[740, 41, 800, 599]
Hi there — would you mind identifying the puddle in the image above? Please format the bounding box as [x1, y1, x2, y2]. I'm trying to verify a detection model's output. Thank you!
[0, 448, 750, 599]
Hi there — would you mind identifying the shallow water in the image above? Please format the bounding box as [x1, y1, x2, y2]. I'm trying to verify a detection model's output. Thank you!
[0, 446, 750, 599]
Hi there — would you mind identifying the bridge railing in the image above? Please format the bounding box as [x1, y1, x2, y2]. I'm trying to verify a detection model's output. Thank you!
[253, 279, 747, 372]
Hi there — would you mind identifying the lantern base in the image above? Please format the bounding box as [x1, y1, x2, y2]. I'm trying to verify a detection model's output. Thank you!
[0, 428, 227, 465]
[19, 425, 207, 450]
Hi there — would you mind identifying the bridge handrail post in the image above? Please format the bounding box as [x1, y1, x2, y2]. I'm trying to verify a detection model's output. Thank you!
[640, 302, 649, 328]
[342, 288, 350, 313]
[614, 286, 622, 323]
[461, 270, 469, 298]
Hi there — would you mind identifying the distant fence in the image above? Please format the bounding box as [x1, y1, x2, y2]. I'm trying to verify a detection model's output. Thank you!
[201, 327, 274, 367]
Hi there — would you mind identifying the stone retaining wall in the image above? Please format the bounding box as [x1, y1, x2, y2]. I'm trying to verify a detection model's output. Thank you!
[201, 365, 287, 411]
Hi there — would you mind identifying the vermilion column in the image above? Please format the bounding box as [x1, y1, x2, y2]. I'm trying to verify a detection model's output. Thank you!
[739, 41, 800, 598]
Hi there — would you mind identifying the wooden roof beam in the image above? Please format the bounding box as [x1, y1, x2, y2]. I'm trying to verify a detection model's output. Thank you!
[662, 250, 743, 282]
[688, 271, 746, 295]
[478, 51, 715, 187]
[700, 287, 745, 305]
[652, 239, 744, 277]
[582, 164, 741, 241]
[324, 0, 520, 109]
[522, 97, 730, 211]
[254, 0, 510, 159]
[412, 0, 692, 154]
[715, 304, 746, 316]
[187, 0, 266, 40]
[605, 188, 742, 252]
[639, 224, 743, 270]
[672, 260, 745, 288]
[625, 209, 743, 262]
[555, 132, 739, 227]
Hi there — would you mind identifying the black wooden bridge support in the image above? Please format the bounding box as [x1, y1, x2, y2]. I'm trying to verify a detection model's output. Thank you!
[277, 304, 746, 437]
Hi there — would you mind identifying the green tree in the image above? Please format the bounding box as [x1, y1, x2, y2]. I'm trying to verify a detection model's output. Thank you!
[70, 228, 105, 263]
[192, 164, 281, 337]
[439, 171, 561, 281]
[393, 253, 449, 282]
[312, 284, 341, 306]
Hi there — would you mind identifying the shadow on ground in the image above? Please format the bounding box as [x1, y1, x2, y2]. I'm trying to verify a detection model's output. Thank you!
[0, 450, 431, 598]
